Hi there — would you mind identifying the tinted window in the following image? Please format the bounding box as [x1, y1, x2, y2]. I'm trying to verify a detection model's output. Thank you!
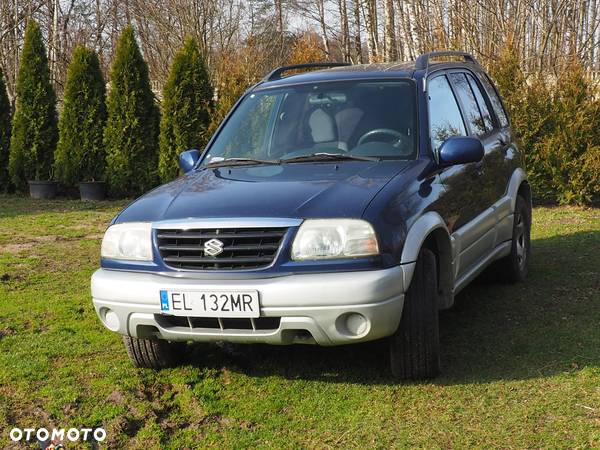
[478, 73, 509, 127]
[449, 72, 487, 136]
[203, 80, 417, 163]
[428, 75, 466, 151]
[466, 73, 493, 132]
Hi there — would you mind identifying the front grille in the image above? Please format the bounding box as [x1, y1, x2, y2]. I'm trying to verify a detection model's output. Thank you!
[155, 315, 281, 331]
[156, 227, 288, 270]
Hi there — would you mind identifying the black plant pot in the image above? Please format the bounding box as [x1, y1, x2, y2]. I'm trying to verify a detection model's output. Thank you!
[28, 181, 58, 199]
[79, 181, 106, 201]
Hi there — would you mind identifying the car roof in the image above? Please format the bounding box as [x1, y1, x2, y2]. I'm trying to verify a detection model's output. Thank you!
[254, 60, 481, 90]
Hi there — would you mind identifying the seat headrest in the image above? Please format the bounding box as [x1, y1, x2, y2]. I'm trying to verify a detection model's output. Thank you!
[308, 108, 337, 143]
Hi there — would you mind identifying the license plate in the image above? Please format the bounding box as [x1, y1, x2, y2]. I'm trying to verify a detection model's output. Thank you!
[159, 290, 260, 318]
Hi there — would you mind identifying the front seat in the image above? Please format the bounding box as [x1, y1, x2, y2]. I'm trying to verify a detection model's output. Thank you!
[308, 108, 347, 151]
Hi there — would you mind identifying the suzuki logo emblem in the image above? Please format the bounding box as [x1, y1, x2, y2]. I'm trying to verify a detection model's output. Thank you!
[204, 238, 224, 257]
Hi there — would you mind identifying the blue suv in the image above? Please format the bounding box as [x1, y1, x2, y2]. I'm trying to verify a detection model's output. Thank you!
[92, 51, 532, 379]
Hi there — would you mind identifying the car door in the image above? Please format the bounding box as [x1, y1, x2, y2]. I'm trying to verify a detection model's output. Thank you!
[476, 71, 519, 208]
[463, 71, 508, 205]
[428, 73, 487, 229]
[445, 71, 501, 273]
[427, 72, 490, 277]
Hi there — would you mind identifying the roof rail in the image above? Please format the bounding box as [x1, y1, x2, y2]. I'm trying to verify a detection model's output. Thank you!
[263, 62, 351, 82]
[414, 51, 478, 70]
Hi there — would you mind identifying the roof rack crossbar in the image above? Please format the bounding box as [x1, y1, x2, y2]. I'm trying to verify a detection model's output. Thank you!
[414, 51, 478, 70]
[263, 62, 351, 82]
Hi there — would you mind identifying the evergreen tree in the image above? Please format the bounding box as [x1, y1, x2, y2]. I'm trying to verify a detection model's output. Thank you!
[8, 20, 57, 189]
[0, 68, 11, 192]
[54, 46, 107, 187]
[158, 36, 213, 182]
[105, 25, 159, 197]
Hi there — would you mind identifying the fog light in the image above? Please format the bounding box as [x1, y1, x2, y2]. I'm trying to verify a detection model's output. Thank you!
[345, 313, 368, 335]
[336, 312, 369, 337]
[102, 308, 120, 331]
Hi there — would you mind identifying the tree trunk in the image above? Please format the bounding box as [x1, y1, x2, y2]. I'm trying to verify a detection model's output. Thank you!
[50, 0, 59, 86]
[352, 0, 364, 63]
[338, 0, 351, 62]
[365, 0, 379, 62]
[316, 0, 331, 59]
[383, 0, 396, 61]
[591, 0, 598, 69]
[275, 0, 284, 35]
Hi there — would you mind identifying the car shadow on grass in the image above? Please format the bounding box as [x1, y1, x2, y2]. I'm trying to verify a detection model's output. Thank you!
[185, 230, 599, 385]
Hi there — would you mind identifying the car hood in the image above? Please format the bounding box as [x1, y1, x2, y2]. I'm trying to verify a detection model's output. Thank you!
[115, 161, 414, 223]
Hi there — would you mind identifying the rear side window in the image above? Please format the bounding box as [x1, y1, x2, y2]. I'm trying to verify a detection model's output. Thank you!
[465, 73, 494, 132]
[428, 75, 466, 151]
[478, 73, 509, 127]
[448, 72, 488, 136]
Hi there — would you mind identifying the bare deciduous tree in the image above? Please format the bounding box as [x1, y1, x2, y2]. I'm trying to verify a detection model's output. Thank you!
[1, 0, 600, 101]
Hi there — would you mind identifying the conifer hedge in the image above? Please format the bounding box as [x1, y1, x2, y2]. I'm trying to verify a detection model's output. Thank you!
[54, 46, 107, 187]
[490, 48, 600, 205]
[158, 36, 213, 182]
[104, 26, 159, 197]
[8, 20, 57, 189]
[0, 68, 11, 192]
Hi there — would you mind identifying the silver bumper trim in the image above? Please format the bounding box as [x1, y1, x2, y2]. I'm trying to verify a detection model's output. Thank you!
[91, 266, 408, 345]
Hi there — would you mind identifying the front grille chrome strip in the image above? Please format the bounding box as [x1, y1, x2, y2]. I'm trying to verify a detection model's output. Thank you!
[153, 217, 302, 230]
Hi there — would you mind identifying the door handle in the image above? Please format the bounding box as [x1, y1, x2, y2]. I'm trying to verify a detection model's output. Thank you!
[474, 161, 485, 177]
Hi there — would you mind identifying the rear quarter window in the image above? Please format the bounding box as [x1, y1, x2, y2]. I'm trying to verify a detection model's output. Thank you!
[477, 73, 509, 128]
[465, 73, 494, 132]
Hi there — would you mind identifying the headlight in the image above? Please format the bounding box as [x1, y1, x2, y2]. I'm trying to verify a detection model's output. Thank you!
[291, 219, 379, 260]
[101, 222, 153, 261]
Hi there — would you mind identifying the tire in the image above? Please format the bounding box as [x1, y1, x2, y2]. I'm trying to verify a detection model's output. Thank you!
[122, 336, 183, 369]
[390, 248, 440, 380]
[497, 195, 531, 283]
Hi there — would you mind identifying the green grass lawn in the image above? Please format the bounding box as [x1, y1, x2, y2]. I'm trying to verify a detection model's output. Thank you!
[0, 196, 598, 449]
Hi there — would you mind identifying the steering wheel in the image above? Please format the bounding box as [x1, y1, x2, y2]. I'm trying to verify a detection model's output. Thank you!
[357, 128, 407, 147]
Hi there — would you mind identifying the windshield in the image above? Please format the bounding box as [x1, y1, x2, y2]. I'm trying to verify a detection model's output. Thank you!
[202, 80, 417, 166]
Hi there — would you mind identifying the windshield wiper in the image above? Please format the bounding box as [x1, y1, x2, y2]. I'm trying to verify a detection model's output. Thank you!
[281, 152, 381, 163]
[204, 157, 281, 168]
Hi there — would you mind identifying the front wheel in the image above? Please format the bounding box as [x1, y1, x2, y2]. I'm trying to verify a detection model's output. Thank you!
[122, 336, 184, 369]
[389, 248, 440, 380]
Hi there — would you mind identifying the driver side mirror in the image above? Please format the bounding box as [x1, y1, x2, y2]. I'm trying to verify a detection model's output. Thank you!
[438, 136, 484, 167]
[179, 149, 201, 174]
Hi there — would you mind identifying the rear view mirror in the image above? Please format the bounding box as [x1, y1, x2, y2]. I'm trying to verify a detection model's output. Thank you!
[179, 149, 201, 174]
[438, 136, 484, 167]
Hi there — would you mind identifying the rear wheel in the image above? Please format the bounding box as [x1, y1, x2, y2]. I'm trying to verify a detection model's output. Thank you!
[123, 336, 184, 369]
[390, 248, 440, 379]
[497, 195, 531, 283]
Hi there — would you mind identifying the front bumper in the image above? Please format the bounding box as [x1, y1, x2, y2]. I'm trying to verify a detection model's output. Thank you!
[91, 265, 411, 345]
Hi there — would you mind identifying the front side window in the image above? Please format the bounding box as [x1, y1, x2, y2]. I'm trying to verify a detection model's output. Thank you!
[203, 80, 417, 164]
[428, 75, 466, 151]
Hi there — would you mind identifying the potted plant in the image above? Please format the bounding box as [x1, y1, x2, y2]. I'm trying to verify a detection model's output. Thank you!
[28, 176, 58, 199]
[8, 21, 58, 199]
[54, 45, 107, 201]
[104, 26, 159, 198]
[78, 147, 106, 201]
